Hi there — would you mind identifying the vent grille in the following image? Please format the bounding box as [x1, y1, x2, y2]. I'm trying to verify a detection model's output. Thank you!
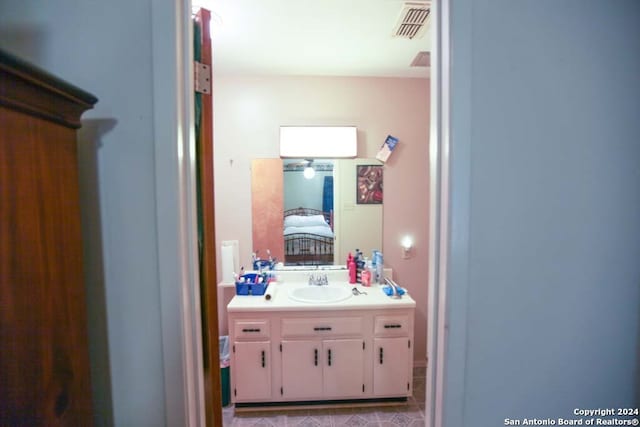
[393, 2, 431, 40]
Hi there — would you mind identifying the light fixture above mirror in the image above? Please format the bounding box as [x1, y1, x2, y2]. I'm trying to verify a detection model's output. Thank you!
[279, 126, 357, 158]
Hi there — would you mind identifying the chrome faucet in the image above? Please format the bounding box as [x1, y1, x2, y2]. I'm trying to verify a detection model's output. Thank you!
[385, 277, 402, 299]
[308, 273, 329, 286]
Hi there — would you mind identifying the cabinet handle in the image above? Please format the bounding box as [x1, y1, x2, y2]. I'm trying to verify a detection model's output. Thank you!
[379, 347, 384, 364]
[327, 349, 332, 366]
[314, 348, 318, 366]
[313, 326, 332, 331]
[383, 324, 402, 329]
[261, 350, 266, 368]
[242, 328, 261, 333]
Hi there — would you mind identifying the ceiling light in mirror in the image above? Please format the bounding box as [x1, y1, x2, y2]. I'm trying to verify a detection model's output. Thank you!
[280, 126, 357, 158]
[303, 166, 315, 179]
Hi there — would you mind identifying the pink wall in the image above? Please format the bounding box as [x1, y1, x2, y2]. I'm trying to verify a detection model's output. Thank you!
[213, 76, 430, 363]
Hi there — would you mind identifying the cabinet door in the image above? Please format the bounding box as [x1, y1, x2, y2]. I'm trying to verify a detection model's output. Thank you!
[323, 339, 365, 398]
[373, 337, 411, 396]
[233, 341, 271, 401]
[281, 340, 323, 399]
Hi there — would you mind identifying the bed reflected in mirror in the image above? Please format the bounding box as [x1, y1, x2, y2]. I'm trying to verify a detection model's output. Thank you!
[283, 159, 335, 265]
[251, 158, 383, 266]
[283, 207, 335, 265]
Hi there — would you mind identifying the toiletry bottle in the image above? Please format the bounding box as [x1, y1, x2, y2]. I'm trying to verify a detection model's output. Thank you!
[365, 258, 375, 286]
[363, 258, 373, 286]
[354, 249, 363, 283]
[361, 268, 371, 287]
[348, 254, 357, 284]
[375, 251, 384, 283]
[369, 251, 376, 283]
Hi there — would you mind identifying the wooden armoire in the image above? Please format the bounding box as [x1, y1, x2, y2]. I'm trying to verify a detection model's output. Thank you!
[0, 49, 97, 425]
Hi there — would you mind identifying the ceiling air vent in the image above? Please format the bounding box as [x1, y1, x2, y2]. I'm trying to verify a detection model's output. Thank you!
[410, 51, 431, 67]
[392, 2, 431, 40]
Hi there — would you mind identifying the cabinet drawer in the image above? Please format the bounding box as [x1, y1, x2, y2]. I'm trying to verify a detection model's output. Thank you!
[281, 317, 363, 338]
[374, 315, 410, 336]
[234, 319, 270, 339]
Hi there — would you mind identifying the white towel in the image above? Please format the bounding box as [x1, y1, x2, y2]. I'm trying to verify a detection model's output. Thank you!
[221, 245, 235, 283]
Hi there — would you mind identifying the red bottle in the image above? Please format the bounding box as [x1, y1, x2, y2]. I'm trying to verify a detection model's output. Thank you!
[347, 253, 357, 284]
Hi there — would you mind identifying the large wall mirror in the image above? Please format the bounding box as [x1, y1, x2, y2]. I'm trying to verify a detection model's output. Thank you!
[251, 158, 383, 266]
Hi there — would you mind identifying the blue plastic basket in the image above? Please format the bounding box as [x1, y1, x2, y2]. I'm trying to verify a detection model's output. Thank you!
[252, 259, 275, 271]
[249, 282, 267, 296]
[235, 281, 250, 295]
[235, 273, 269, 296]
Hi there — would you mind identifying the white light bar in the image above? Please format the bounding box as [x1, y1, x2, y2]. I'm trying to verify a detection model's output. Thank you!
[279, 126, 357, 158]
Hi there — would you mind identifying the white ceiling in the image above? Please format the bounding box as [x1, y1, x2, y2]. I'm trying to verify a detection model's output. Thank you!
[198, 0, 431, 78]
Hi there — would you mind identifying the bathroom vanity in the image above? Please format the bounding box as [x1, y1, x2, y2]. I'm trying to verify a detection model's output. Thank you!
[227, 271, 415, 406]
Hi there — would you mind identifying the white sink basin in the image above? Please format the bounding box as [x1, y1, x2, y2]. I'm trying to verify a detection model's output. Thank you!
[288, 286, 353, 304]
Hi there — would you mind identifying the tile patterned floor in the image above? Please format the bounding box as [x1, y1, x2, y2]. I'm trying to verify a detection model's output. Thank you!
[223, 367, 426, 427]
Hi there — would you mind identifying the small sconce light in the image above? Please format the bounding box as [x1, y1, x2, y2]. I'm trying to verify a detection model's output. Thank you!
[401, 236, 413, 259]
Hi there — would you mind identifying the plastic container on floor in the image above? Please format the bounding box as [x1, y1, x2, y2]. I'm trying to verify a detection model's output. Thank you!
[219, 336, 231, 407]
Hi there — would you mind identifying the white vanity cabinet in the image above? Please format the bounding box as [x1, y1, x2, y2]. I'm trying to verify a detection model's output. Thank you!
[280, 316, 366, 399]
[228, 300, 415, 406]
[230, 319, 272, 401]
[373, 314, 413, 396]
[280, 340, 323, 398]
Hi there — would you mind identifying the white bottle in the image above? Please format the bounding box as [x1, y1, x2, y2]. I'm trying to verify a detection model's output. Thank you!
[374, 251, 384, 284]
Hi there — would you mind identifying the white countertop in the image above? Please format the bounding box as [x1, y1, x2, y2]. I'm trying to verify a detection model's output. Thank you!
[227, 280, 416, 312]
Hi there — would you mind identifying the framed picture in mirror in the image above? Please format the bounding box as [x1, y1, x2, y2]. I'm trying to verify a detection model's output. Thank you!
[356, 165, 383, 205]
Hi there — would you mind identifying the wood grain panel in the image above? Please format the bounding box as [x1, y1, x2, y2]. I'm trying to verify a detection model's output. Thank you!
[1, 49, 96, 426]
[251, 159, 285, 262]
[194, 8, 224, 427]
[0, 107, 93, 425]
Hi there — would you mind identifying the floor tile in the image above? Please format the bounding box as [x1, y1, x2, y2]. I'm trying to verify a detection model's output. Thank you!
[376, 404, 423, 427]
[224, 371, 427, 426]
[231, 413, 286, 427]
[285, 409, 331, 427]
[379, 420, 424, 427]
[330, 407, 379, 426]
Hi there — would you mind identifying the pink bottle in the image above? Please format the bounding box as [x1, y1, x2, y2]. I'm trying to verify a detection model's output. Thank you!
[361, 269, 371, 287]
[347, 253, 357, 284]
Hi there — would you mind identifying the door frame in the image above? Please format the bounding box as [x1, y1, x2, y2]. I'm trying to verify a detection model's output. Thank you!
[151, 0, 206, 425]
[425, 1, 451, 426]
[155, 0, 454, 426]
